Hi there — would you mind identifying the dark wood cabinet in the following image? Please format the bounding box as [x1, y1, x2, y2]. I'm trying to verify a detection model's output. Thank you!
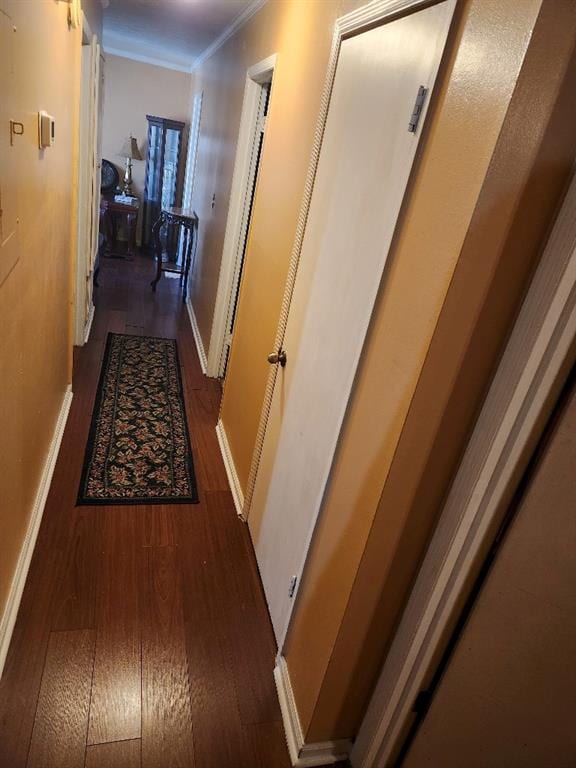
[142, 115, 185, 257]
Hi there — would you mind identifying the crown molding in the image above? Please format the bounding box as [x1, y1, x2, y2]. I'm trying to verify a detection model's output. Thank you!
[102, 38, 193, 73]
[103, 0, 268, 75]
[191, 0, 268, 71]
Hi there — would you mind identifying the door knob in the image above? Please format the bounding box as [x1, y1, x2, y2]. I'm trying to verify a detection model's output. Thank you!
[267, 349, 287, 367]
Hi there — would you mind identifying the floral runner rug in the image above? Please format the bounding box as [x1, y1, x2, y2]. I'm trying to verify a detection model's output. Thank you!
[77, 333, 198, 505]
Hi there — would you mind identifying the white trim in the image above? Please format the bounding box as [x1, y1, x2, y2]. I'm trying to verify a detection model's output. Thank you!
[191, 0, 268, 72]
[215, 419, 245, 519]
[352, 171, 576, 767]
[75, 34, 90, 346]
[207, 53, 277, 377]
[0, 386, 73, 681]
[182, 92, 203, 211]
[179, 92, 204, 262]
[246, 53, 278, 83]
[102, 43, 193, 73]
[84, 303, 95, 345]
[274, 656, 352, 767]
[186, 299, 208, 375]
[75, 28, 101, 346]
[337, 0, 439, 35]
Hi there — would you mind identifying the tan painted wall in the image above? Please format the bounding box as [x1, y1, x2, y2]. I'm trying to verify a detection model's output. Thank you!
[100, 55, 192, 239]
[288, 0, 576, 740]
[283, 0, 540, 735]
[0, 1, 82, 631]
[188, 0, 576, 744]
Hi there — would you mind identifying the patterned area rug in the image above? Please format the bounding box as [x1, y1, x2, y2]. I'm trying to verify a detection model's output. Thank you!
[78, 333, 198, 505]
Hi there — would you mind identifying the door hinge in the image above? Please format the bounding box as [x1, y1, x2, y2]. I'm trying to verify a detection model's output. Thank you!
[288, 575, 298, 599]
[407, 85, 428, 134]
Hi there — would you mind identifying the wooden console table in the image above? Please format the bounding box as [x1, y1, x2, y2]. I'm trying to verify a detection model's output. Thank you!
[100, 196, 140, 258]
[150, 207, 198, 301]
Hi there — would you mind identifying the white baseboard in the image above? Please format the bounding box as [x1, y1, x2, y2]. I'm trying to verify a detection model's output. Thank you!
[186, 299, 208, 375]
[215, 418, 245, 519]
[274, 656, 352, 767]
[84, 303, 95, 345]
[0, 385, 73, 681]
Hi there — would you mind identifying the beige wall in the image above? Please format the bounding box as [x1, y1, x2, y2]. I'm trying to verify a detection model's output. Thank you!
[294, 0, 576, 739]
[100, 55, 192, 239]
[0, 1, 82, 633]
[188, 0, 576, 744]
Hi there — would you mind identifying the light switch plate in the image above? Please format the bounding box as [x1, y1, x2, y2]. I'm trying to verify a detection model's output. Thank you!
[38, 111, 55, 148]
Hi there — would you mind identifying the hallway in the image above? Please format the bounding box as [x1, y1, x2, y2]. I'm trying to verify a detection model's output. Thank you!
[0, 256, 290, 767]
[3, 1, 576, 766]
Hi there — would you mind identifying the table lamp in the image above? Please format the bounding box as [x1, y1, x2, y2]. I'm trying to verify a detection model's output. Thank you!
[119, 135, 142, 196]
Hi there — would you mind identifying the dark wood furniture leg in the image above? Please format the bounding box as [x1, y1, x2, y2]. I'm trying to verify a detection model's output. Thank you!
[100, 208, 114, 257]
[150, 213, 165, 292]
[150, 209, 198, 296]
[179, 227, 187, 286]
[127, 212, 137, 257]
[94, 233, 105, 288]
[182, 223, 195, 303]
[110, 212, 118, 254]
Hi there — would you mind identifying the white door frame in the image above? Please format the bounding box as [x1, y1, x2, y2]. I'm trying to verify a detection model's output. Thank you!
[351, 171, 576, 767]
[179, 90, 203, 264]
[206, 53, 276, 377]
[74, 13, 91, 346]
[74, 13, 100, 346]
[182, 91, 204, 208]
[183, 90, 203, 211]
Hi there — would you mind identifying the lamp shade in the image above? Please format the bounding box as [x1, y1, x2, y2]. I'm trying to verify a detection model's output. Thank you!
[119, 136, 143, 161]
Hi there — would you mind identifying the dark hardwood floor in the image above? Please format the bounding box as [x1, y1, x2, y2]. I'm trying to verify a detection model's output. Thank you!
[0, 254, 290, 768]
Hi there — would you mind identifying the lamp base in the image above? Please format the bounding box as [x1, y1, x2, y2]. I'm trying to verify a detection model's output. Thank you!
[122, 157, 133, 196]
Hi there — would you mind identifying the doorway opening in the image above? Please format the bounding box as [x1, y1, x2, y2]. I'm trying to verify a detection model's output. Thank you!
[224, 81, 270, 378]
[178, 91, 203, 270]
[206, 54, 276, 378]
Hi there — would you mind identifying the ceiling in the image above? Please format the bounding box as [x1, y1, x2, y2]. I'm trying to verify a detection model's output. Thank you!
[103, 0, 262, 72]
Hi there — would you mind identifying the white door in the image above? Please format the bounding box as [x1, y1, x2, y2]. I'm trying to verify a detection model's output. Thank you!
[183, 91, 203, 210]
[248, 1, 455, 644]
[179, 90, 203, 264]
[75, 32, 101, 345]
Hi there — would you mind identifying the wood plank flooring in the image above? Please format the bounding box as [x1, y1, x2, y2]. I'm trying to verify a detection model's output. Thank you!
[0, 255, 290, 768]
